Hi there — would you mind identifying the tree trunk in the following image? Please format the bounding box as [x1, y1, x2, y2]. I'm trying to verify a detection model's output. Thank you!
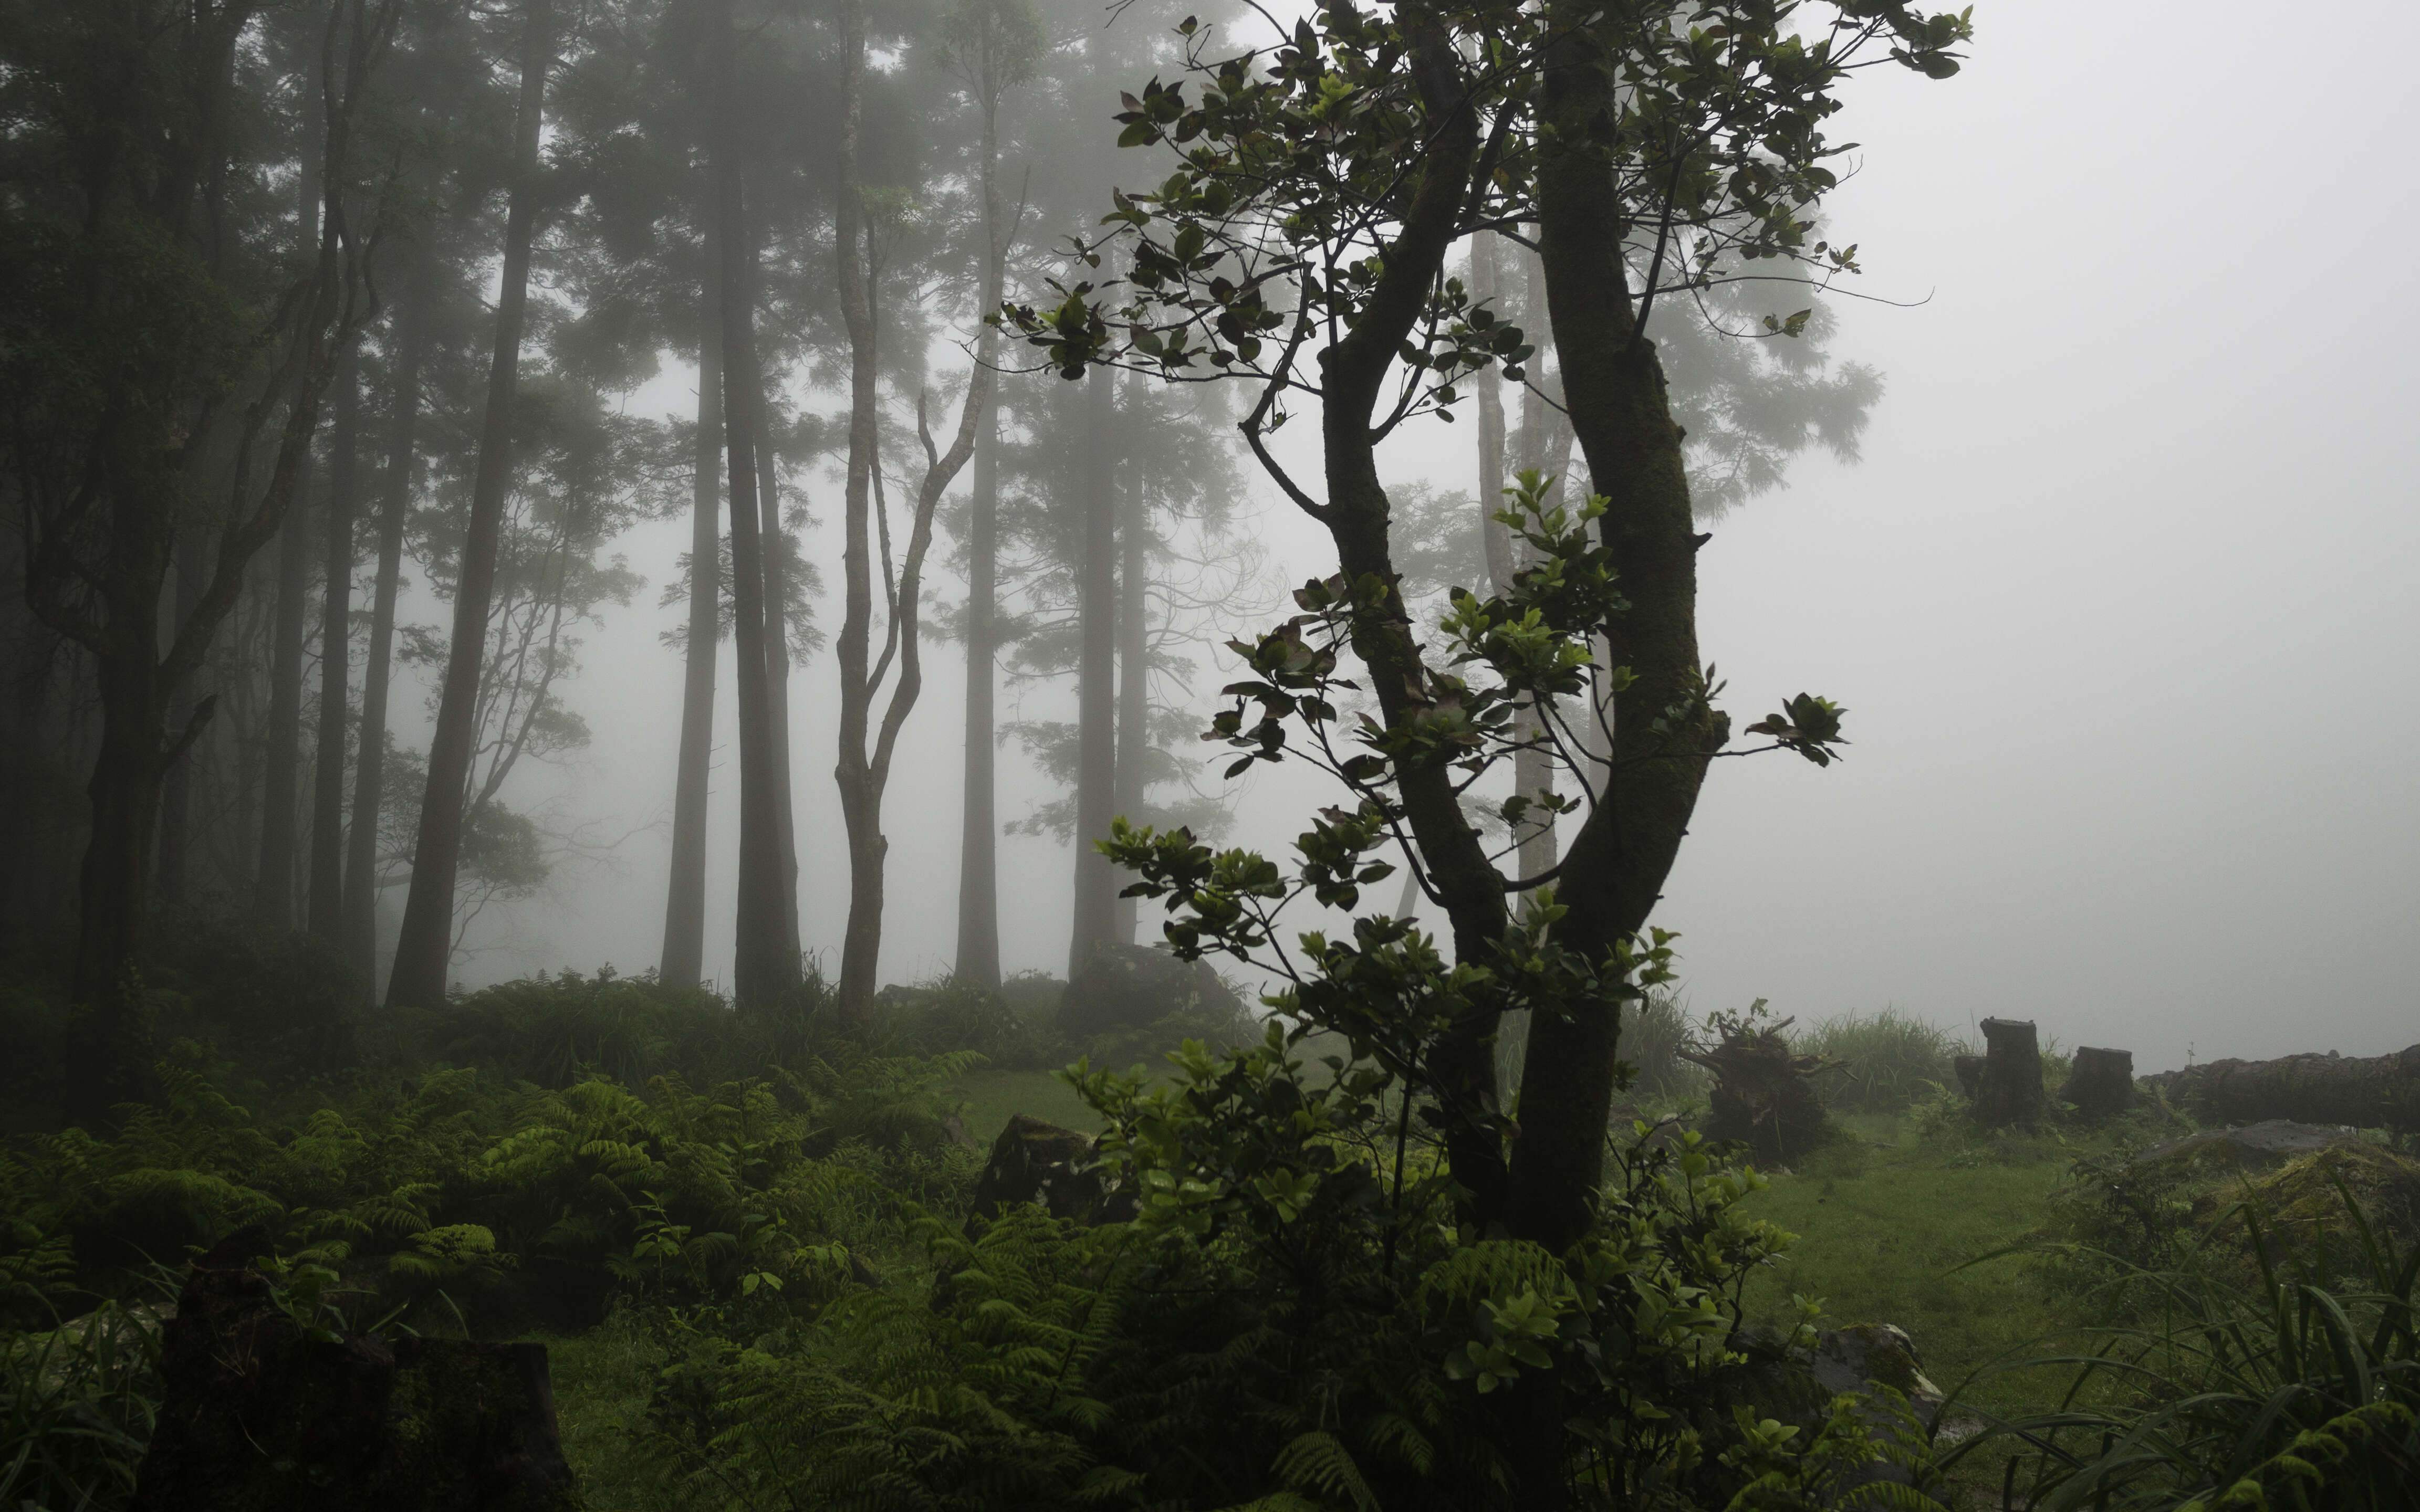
[1067, 366, 1119, 979]
[832, 0, 884, 1018]
[154, 527, 205, 911]
[306, 334, 361, 940]
[658, 259, 721, 991]
[2155, 1044, 2420, 1133]
[1501, 0, 1727, 1259]
[954, 60, 1008, 991]
[343, 264, 423, 991]
[954, 321, 1003, 990]
[67, 654, 170, 1124]
[1508, 246, 1566, 885]
[1112, 375, 1149, 945]
[754, 366, 799, 942]
[386, 0, 551, 1008]
[1471, 232, 1513, 596]
[710, 0, 799, 1008]
[253, 453, 314, 929]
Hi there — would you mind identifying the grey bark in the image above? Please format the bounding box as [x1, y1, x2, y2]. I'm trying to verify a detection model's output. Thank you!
[387, 0, 552, 1007]
[306, 334, 361, 940]
[659, 261, 721, 990]
[1112, 374, 1149, 944]
[342, 263, 422, 989]
[1067, 366, 1120, 978]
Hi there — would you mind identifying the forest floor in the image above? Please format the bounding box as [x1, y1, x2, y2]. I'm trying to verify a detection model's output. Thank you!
[536, 1083, 2107, 1507]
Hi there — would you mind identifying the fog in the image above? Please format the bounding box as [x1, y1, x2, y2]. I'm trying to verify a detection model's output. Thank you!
[389, 0, 2416, 1073]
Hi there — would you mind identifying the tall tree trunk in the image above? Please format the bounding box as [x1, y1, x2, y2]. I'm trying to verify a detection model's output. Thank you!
[306, 335, 361, 939]
[385, 0, 551, 1007]
[154, 527, 205, 910]
[831, 0, 992, 1015]
[253, 452, 314, 929]
[710, 0, 799, 1007]
[343, 264, 423, 990]
[1501, 0, 1726, 1257]
[1508, 246, 1563, 885]
[1111, 374, 1149, 945]
[954, 343, 1003, 989]
[659, 259, 721, 990]
[1066, 368, 1119, 978]
[250, 34, 327, 933]
[754, 368, 799, 941]
[1471, 232, 1513, 596]
[953, 27, 1009, 991]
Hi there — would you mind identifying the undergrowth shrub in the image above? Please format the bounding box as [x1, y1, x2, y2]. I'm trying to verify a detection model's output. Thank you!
[1970, 1179, 2420, 1511]
[1791, 1009, 1969, 1115]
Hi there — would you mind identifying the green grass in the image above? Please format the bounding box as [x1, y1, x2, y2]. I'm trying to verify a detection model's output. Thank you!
[1736, 1114, 2083, 1418]
[947, 1066, 1104, 1142]
[541, 1312, 681, 1511]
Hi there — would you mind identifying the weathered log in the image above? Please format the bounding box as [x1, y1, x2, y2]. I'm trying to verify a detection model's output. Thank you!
[1975, 1017, 2044, 1129]
[133, 1256, 580, 1511]
[2150, 1043, 2420, 1132]
[2066, 1046, 2134, 1120]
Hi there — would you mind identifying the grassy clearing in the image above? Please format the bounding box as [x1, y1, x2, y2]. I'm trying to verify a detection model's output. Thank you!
[947, 1066, 1103, 1140]
[1736, 1114, 2082, 1418]
[541, 1313, 678, 1511]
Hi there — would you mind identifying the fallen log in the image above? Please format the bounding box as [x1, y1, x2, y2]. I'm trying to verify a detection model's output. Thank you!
[2146, 1043, 2420, 1132]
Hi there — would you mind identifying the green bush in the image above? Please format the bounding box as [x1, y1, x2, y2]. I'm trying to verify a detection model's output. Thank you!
[1968, 1179, 2420, 1510]
[1792, 1009, 1971, 1115]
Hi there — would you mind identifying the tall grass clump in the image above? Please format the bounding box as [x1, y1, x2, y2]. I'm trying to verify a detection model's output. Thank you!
[1, 1297, 162, 1510]
[1963, 1178, 2420, 1510]
[1794, 1009, 1971, 1114]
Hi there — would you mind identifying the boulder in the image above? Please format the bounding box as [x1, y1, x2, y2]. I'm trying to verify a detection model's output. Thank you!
[2135, 1119, 2364, 1172]
[132, 1254, 579, 1511]
[965, 1114, 1135, 1232]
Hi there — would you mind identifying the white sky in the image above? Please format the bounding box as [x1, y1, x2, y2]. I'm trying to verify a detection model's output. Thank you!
[410, 0, 2419, 1073]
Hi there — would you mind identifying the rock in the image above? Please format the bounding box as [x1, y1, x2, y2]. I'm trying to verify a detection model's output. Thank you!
[132, 1256, 580, 1511]
[2135, 1119, 2364, 1171]
[2066, 1046, 2135, 1120]
[940, 1112, 980, 1149]
[1806, 1324, 1946, 1427]
[1975, 1017, 2045, 1129]
[965, 1114, 1136, 1233]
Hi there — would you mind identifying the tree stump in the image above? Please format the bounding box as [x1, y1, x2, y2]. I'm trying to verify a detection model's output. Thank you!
[1952, 1054, 1984, 1101]
[1974, 1017, 2045, 1129]
[2066, 1046, 2134, 1120]
[1682, 1022, 1830, 1166]
[132, 1256, 580, 1511]
[965, 1114, 1136, 1233]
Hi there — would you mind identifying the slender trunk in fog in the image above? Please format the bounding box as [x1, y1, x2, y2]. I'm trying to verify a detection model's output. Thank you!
[1509, 244, 1563, 884]
[1067, 366, 1118, 977]
[1472, 231, 1513, 595]
[306, 335, 361, 939]
[387, 0, 551, 1007]
[154, 528, 205, 910]
[832, 0, 992, 1016]
[710, 0, 799, 1007]
[1111, 374, 1148, 945]
[253, 452, 313, 928]
[953, 19, 1011, 991]
[660, 259, 722, 991]
[754, 368, 798, 931]
[343, 265, 422, 988]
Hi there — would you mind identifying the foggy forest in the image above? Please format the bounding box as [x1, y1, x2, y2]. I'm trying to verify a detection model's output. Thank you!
[2, 0, 2415, 1508]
